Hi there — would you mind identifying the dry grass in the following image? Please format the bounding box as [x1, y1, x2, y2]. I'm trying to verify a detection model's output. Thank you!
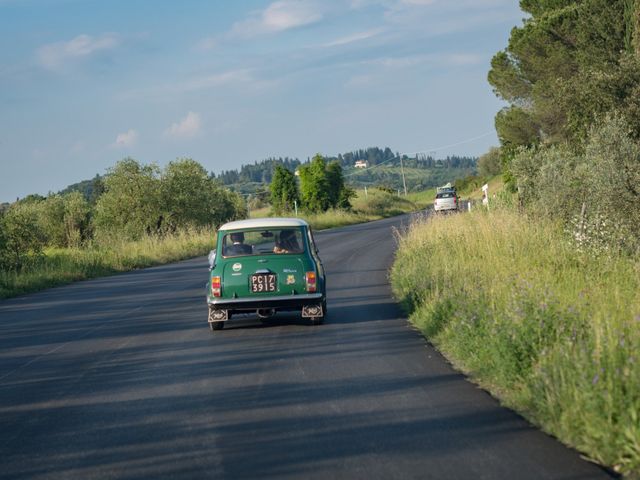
[0, 228, 214, 298]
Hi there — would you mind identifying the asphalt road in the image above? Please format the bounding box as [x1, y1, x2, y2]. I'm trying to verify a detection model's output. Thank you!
[0, 214, 614, 479]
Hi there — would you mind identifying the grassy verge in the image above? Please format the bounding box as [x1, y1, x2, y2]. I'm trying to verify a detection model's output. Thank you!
[0, 229, 214, 299]
[391, 209, 640, 476]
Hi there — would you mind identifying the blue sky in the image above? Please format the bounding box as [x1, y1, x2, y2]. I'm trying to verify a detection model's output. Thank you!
[0, 0, 523, 202]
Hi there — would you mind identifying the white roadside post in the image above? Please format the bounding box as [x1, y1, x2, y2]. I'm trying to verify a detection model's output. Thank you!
[482, 183, 489, 211]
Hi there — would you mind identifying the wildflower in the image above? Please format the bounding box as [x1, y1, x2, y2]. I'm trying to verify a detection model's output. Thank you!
[592, 374, 599, 385]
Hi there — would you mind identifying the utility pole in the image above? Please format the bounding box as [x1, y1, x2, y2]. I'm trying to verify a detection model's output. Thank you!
[400, 155, 408, 196]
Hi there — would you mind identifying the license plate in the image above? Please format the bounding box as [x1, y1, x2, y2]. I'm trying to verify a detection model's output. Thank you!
[250, 273, 277, 293]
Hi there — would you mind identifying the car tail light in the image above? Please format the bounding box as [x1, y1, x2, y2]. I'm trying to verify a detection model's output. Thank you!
[305, 272, 317, 293]
[211, 276, 221, 297]
[453, 196, 457, 204]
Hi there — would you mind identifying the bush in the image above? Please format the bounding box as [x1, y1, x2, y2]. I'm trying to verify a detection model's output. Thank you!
[511, 114, 640, 254]
[478, 146, 502, 177]
[94, 158, 246, 241]
[0, 203, 46, 271]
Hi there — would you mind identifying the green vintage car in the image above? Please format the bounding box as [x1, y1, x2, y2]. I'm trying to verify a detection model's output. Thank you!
[206, 218, 326, 331]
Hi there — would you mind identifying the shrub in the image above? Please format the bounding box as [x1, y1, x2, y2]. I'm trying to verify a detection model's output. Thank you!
[0, 202, 46, 271]
[511, 114, 640, 254]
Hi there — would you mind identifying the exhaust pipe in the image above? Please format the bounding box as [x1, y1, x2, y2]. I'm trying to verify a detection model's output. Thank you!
[257, 308, 276, 319]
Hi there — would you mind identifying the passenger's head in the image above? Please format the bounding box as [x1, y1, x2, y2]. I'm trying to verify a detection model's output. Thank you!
[230, 232, 244, 243]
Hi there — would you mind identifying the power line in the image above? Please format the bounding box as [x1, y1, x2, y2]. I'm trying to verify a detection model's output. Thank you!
[343, 131, 494, 177]
[402, 131, 495, 156]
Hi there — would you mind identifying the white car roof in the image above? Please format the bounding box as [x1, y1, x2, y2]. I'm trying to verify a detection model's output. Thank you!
[219, 217, 309, 231]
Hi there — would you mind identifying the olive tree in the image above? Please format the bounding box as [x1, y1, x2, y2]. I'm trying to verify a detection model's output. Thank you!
[93, 158, 163, 240]
[0, 203, 46, 271]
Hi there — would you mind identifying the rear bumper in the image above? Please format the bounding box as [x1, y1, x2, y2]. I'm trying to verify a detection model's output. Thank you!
[434, 204, 458, 211]
[207, 293, 324, 311]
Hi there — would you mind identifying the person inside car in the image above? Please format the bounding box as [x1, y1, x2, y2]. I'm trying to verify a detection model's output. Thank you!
[224, 232, 252, 256]
[273, 229, 301, 254]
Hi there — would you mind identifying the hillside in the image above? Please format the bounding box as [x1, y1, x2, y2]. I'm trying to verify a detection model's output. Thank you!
[216, 146, 477, 195]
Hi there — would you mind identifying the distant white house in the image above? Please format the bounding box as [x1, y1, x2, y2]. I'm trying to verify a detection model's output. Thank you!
[354, 160, 368, 168]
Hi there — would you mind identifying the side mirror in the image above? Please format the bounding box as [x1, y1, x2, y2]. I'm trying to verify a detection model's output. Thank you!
[208, 250, 216, 270]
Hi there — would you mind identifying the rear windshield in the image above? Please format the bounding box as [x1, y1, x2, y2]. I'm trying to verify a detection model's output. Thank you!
[436, 192, 455, 199]
[222, 228, 306, 257]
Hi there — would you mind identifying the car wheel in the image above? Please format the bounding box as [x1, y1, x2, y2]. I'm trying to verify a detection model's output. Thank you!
[209, 321, 224, 331]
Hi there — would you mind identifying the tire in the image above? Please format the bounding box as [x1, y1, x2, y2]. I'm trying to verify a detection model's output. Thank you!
[209, 321, 224, 331]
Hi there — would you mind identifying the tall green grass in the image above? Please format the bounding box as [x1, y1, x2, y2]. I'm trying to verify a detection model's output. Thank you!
[0, 228, 214, 299]
[391, 209, 640, 476]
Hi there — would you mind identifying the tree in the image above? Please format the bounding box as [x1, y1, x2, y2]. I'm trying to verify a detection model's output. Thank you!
[489, 0, 639, 146]
[0, 203, 46, 271]
[270, 165, 299, 214]
[326, 161, 355, 209]
[161, 158, 217, 231]
[37, 195, 66, 247]
[63, 191, 91, 247]
[299, 154, 331, 212]
[298, 154, 355, 212]
[478, 147, 503, 177]
[93, 158, 163, 240]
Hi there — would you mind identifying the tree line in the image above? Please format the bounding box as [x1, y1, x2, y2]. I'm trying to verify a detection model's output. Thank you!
[488, 0, 640, 254]
[214, 146, 477, 191]
[0, 158, 245, 271]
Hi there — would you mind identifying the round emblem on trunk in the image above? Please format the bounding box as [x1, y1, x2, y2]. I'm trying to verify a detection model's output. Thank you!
[232, 263, 242, 272]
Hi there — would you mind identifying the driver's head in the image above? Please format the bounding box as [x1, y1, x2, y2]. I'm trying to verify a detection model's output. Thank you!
[230, 232, 244, 243]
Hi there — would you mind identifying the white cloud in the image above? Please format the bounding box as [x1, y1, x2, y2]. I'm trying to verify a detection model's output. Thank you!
[232, 0, 323, 37]
[399, 0, 436, 5]
[181, 70, 253, 92]
[367, 52, 484, 69]
[113, 129, 138, 148]
[37, 33, 120, 70]
[345, 74, 374, 88]
[322, 28, 384, 48]
[117, 69, 255, 101]
[196, 36, 217, 51]
[165, 111, 202, 139]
